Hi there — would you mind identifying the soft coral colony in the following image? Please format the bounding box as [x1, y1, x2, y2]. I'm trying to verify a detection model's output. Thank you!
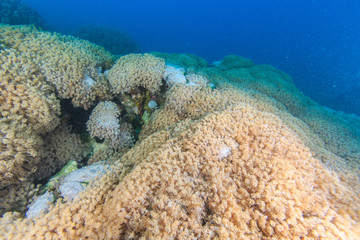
[0, 24, 359, 239]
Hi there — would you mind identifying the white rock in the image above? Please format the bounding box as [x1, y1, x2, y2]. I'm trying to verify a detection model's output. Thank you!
[211, 60, 222, 67]
[218, 145, 232, 160]
[26, 191, 54, 219]
[148, 100, 158, 109]
[83, 74, 96, 89]
[104, 69, 110, 77]
[59, 165, 110, 201]
[163, 64, 186, 86]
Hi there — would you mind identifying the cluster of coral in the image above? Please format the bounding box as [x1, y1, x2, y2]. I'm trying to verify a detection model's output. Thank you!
[0, 24, 360, 239]
[0, 24, 114, 214]
[0, 24, 163, 215]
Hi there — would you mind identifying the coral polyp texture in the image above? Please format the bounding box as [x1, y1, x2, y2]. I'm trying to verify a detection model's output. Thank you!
[0, 38, 61, 212]
[0, 28, 360, 239]
[0, 48, 61, 133]
[0, 24, 114, 109]
[35, 121, 84, 181]
[87, 101, 134, 149]
[108, 53, 165, 94]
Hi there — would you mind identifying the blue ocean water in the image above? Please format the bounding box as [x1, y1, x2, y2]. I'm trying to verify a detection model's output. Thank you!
[23, 0, 360, 115]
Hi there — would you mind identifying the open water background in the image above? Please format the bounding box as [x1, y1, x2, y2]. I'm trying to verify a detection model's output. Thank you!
[23, 0, 360, 115]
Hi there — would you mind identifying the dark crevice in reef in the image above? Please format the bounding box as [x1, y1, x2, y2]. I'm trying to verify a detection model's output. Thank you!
[60, 99, 92, 134]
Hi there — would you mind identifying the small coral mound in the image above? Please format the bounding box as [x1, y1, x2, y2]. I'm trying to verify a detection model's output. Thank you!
[108, 53, 165, 94]
[164, 71, 210, 117]
[87, 101, 134, 149]
[165, 83, 204, 116]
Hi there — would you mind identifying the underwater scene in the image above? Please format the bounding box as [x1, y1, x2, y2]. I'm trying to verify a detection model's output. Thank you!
[0, 0, 359, 239]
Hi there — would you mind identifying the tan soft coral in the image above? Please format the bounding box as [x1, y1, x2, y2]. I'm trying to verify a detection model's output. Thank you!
[34, 121, 84, 180]
[0, 182, 39, 216]
[151, 52, 208, 69]
[0, 119, 83, 214]
[0, 124, 42, 188]
[143, 81, 285, 139]
[3, 101, 359, 239]
[108, 53, 165, 94]
[0, 44, 60, 194]
[0, 48, 61, 134]
[165, 83, 204, 116]
[0, 24, 114, 110]
[0, 121, 43, 215]
[38, 35, 114, 109]
[301, 105, 360, 174]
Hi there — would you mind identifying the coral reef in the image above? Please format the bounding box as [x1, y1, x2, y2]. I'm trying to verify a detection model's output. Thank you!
[0, 182, 39, 216]
[0, 31, 359, 239]
[0, 24, 111, 214]
[0, 124, 42, 188]
[76, 25, 140, 55]
[108, 53, 165, 94]
[1, 101, 359, 239]
[197, 57, 360, 175]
